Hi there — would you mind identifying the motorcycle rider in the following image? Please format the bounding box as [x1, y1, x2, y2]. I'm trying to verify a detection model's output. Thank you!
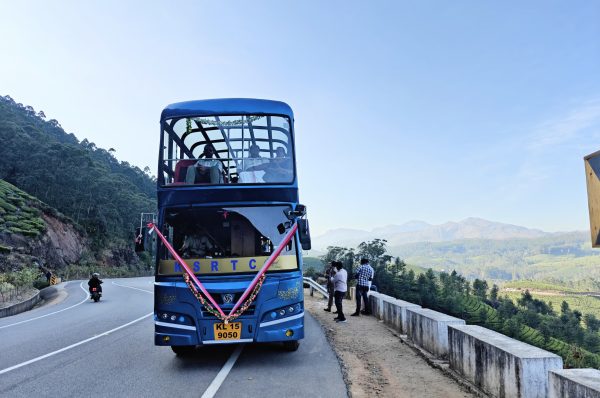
[88, 272, 103, 298]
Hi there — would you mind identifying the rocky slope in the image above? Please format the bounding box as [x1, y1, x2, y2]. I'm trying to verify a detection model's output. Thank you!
[0, 179, 87, 272]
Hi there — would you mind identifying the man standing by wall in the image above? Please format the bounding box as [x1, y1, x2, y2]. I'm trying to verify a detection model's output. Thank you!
[323, 261, 336, 312]
[352, 258, 374, 316]
[331, 261, 347, 323]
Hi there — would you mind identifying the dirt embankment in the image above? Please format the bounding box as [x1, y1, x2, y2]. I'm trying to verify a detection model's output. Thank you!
[304, 292, 475, 398]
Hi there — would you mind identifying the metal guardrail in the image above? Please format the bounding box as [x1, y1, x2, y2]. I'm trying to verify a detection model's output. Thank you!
[303, 277, 329, 299]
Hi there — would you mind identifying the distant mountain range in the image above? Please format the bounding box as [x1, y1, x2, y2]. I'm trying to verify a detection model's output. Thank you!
[312, 217, 570, 250]
[310, 218, 599, 286]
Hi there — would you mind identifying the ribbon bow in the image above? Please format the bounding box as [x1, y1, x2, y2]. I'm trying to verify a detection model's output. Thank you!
[148, 222, 298, 323]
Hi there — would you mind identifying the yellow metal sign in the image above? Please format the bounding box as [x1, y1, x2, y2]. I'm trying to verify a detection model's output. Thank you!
[158, 255, 298, 275]
[585, 150, 600, 247]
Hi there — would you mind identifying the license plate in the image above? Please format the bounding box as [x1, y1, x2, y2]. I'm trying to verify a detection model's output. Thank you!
[214, 322, 241, 341]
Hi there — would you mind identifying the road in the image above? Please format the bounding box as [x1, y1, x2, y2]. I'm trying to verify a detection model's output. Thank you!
[0, 277, 347, 397]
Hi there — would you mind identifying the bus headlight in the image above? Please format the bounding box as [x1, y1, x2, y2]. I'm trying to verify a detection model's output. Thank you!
[156, 312, 193, 326]
[262, 303, 303, 323]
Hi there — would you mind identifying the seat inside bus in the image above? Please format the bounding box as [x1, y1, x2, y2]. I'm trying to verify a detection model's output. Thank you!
[173, 159, 196, 184]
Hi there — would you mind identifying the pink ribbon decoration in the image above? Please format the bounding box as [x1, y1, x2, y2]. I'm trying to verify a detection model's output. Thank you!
[227, 223, 298, 317]
[148, 222, 225, 317]
[148, 222, 298, 322]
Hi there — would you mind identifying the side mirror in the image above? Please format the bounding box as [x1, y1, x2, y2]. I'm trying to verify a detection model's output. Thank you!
[284, 203, 308, 220]
[298, 218, 311, 250]
[277, 221, 291, 234]
[134, 227, 145, 253]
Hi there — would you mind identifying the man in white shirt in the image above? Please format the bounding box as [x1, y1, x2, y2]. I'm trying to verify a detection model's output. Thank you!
[186, 144, 223, 184]
[239, 144, 269, 183]
[330, 261, 348, 323]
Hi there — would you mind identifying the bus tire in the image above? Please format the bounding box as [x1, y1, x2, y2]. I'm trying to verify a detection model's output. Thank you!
[282, 341, 299, 352]
[171, 345, 195, 356]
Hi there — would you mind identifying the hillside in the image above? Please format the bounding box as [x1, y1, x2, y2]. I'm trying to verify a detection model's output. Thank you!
[0, 179, 86, 272]
[0, 95, 156, 249]
[311, 219, 600, 287]
[391, 232, 600, 288]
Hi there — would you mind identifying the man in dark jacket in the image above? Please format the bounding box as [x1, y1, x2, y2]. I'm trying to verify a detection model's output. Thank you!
[323, 261, 336, 312]
[88, 273, 103, 296]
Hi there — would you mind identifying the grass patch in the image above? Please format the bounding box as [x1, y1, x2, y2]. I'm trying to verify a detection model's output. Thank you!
[503, 290, 600, 320]
[0, 180, 47, 238]
[502, 280, 581, 293]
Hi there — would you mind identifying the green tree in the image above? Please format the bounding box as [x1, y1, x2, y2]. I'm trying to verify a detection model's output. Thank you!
[472, 279, 488, 301]
[489, 284, 499, 303]
[584, 314, 600, 333]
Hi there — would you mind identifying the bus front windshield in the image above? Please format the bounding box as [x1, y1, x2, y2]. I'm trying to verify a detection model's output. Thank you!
[161, 115, 294, 186]
[158, 205, 298, 276]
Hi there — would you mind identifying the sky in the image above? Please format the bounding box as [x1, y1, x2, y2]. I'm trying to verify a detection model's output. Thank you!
[0, 1, 599, 236]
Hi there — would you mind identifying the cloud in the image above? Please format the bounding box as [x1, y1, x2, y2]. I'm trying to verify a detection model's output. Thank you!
[498, 99, 600, 201]
[528, 99, 600, 152]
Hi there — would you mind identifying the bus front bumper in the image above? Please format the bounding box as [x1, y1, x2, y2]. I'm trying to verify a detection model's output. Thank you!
[154, 312, 304, 346]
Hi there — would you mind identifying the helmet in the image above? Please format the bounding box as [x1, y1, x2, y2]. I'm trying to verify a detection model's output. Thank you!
[92, 273, 100, 277]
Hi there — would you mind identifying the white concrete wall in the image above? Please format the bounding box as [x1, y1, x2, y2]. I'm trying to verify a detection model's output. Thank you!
[368, 292, 419, 334]
[368, 291, 384, 318]
[406, 307, 465, 359]
[360, 288, 600, 397]
[549, 369, 600, 398]
[449, 324, 563, 398]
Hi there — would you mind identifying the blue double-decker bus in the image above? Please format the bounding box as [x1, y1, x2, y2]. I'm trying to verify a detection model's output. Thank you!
[151, 99, 310, 355]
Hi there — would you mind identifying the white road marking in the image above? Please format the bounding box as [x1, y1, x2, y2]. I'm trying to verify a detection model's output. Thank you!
[0, 312, 153, 375]
[201, 344, 245, 398]
[112, 281, 154, 294]
[0, 282, 89, 330]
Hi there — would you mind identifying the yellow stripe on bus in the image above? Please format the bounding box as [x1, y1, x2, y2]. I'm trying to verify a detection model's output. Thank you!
[158, 255, 298, 275]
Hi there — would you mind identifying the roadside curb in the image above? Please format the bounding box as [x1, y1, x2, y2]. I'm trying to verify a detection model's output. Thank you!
[40, 284, 62, 301]
[0, 283, 66, 319]
[0, 290, 41, 318]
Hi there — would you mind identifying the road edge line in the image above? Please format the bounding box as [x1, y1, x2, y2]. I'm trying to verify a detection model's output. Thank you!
[0, 312, 153, 375]
[0, 282, 88, 330]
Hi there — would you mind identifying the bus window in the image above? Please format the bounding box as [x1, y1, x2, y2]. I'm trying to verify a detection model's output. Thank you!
[158, 205, 298, 275]
[160, 115, 294, 185]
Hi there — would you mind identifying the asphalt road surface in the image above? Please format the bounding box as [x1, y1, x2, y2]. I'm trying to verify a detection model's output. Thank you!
[0, 277, 347, 398]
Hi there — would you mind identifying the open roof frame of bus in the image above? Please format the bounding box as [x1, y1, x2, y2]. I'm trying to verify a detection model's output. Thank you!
[159, 99, 296, 186]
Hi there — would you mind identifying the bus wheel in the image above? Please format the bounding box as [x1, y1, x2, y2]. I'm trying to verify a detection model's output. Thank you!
[282, 341, 299, 352]
[171, 345, 196, 356]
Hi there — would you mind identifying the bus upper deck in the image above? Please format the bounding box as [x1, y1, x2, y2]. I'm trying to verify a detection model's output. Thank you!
[159, 98, 297, 189]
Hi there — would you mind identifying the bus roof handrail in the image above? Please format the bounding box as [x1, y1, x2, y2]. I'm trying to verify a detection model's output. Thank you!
[163, 156, 290, 162]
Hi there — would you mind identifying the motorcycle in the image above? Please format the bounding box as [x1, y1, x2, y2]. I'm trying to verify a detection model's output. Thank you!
[90, 287, 102, 302]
